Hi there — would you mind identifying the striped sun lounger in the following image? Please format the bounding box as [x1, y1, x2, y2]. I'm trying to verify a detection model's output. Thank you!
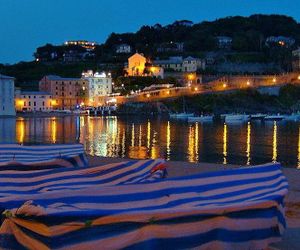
[0, 162, 288, 250]
[0, 144, 88, 170]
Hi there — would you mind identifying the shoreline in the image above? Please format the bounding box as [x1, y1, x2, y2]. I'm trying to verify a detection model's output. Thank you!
[89, 155, 300, 249]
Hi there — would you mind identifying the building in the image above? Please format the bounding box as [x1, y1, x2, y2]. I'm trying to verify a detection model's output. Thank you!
[125, 53, 147, 76]
[116, 44, 132, 54]
[292, 48, 300, 72]
[154, 57, 183, 71]
[63, 50, 95, 63]
[154, 56, 205, 72]
[0, 74, 16, 116]
[15, 91, 54, 112]
[125, 53, 164, 78]
[82, 71, 113, 106]
[157, 42, 184, 53]
[64, 40, 97, 50]
[173, 20, 193, 27]
[39, 75, 87, 110]
[216, 36, 233, 49]
[265, 36, 295, 48]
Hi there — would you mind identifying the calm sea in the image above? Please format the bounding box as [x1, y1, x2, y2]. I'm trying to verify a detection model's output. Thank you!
[1, 116, 299, 167]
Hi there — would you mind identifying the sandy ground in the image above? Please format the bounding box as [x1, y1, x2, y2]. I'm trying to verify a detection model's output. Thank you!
[88, 156, 300, 250]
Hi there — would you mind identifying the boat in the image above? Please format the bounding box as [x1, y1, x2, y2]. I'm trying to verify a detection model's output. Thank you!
[224, 114, 249, 123]
[170, 113, 194, 119]
[250, 113, 267, 120]
[264, 114, 284, 121]
[188, 115, 213, 123]
[283, 113, 300, 121]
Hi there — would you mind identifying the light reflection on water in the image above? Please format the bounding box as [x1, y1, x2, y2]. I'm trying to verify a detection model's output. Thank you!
[0, 116, 299, 167]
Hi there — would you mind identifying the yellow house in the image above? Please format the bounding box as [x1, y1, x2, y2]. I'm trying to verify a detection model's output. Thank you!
[126, 53, 147, 76]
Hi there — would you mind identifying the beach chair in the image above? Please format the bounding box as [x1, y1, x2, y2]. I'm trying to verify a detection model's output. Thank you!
[0, 162, 287, 249]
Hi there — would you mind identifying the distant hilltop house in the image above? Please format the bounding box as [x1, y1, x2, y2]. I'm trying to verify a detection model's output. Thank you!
[157, 42, 184, 53]
[0, 74, 15, 116]
[15, 90, 54, 112]
[265, 36, 295, 48]
[172, 20, 194, 27]
[292, 48, 300, 71]
[116, 44, 132, 54]
[63, 50, 95, 63]
[154, 56, 205, 72]
[64, 40, 97, 50]
[216, 36, 233, 49]
[125, 53, 164, 78]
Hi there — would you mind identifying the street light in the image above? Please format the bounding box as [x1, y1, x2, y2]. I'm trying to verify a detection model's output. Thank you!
[272, 78, 277, 83]
[298, 75, 300, 80]
[223, 83, 227, 88]
[194, 87, 198, 91]
[246, 81, 250, 86]
[146, 93, 150, 98]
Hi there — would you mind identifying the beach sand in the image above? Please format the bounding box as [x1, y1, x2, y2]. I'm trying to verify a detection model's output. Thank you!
[88, 156, 300, 250]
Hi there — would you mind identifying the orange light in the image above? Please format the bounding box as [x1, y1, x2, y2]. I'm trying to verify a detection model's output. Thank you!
[246, 81, 250, 86]
[194, 87, 198, 91]
[188, 74, 194, 80]
[166, 90, 170, 95]
[298, 75, 300, 80]
[146, 94, 150, 98]
[223, 83, 227, 88]
[51, 100, 57, 106]
[272, 78, 276, 83]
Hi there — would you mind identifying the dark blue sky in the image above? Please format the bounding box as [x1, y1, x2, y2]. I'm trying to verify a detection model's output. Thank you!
[0, 0, 299, 64]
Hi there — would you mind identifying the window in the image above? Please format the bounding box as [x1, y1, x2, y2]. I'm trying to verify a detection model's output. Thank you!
[24, 101, 26, 106]
[29, 101, 31, 106]
[34, 102, 36, 106]
[42, 101, 45, 106]
[34, 96, 36, 98]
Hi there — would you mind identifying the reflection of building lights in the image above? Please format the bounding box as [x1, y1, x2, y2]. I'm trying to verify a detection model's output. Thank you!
[17, 119, 25, 144]
[147, 120, 151, 149]
[223, 123, 228, 164]
[131, 123, 135, 147]
[166, 121, 171, 160]
[246, 122, 251, 165]
[195, 122, 199, 162]
[298, 126, 300, 169]
[51, 119, 57, 143]
[272, 121, 278, 162]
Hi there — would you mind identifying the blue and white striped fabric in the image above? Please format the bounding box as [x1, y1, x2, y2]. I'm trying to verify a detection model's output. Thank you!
[0, 144, 85, 165]
[0, 162, 288, 250]
[0, 159, 166, 196]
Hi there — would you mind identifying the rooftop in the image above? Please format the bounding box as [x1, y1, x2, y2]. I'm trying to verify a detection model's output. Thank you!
[0, 74, 15, 80]
[21, 91, 52, 96]
[45, 75, 82, 81]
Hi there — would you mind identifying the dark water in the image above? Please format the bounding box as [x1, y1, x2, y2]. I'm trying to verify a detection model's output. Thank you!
[1, 116, 300, 167]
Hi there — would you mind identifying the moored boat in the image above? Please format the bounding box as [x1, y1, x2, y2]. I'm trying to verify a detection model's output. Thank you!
[224, 114, 249, 123]
[264, 114, 284, 121]
[188, 115, 213, 122]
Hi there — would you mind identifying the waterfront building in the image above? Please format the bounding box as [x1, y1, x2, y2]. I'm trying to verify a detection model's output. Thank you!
[0, 74, 16, 116]
[39, 75, 87, 110]
[182, 56, 206, 72]
[116, 44, 132, 54]
[82, 71, 113, 106]
[154, 57, 183, 72]
[15, 90, 54, 112]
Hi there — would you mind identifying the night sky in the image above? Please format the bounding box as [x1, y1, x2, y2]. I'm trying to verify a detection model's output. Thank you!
[0, 0, 299, 64]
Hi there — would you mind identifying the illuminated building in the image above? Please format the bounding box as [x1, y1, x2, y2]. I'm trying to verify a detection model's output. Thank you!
[125, 53, 164, 78]
[0, 74, 16, 116]
[116, 44, 132, 54]
[15, 91, 54, 112]
[39, 75, 87, 110]
[82, 71, 112, 106]
[64, 40, 97, 50]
